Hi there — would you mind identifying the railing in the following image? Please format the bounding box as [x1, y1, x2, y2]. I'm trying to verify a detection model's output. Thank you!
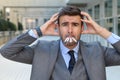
[81, 34, 111, 47]
[0, 31, 23, 46]
[0, 31, 111, 47]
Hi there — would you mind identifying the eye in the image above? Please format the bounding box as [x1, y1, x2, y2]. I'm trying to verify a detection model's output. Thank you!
[61, 22, 68, 26]
[73, 23, 79, 26]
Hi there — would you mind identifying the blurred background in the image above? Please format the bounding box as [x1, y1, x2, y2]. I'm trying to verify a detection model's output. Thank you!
[0, 0, 120, 80]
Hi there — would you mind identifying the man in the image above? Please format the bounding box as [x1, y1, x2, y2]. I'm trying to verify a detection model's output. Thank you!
[0, 6, 120, 80]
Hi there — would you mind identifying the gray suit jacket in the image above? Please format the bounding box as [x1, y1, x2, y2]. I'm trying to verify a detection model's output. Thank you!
[1, 32, 120, 80]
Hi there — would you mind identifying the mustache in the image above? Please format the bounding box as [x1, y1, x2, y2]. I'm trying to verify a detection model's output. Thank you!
[65, 34, 75, 37]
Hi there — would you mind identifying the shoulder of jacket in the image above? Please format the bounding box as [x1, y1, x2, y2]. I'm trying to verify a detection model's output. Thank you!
[80, 40, 102, 47]
[35, 40, 59, 47]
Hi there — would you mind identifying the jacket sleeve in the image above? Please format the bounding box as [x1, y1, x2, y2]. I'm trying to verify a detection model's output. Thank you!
[0, 32, 37, 64]
[104, 40, 120, 66]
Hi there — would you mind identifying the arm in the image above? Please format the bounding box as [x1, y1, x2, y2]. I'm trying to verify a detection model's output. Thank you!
[33, 13, 59, 37]
[0, 13, 59, 64]
[103, 41, 120, 66]
[81, 11, 111, 39]
[0, 32, 37, 64]
[81, 12, 120, 66]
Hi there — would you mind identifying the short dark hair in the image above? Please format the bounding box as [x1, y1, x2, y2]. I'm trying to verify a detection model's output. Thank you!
[58, 6, 83, 25]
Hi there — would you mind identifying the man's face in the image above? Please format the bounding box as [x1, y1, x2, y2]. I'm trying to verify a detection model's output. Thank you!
[58, 15, 83, 49]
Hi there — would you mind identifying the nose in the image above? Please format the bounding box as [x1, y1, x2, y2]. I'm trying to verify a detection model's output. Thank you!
[68, 25, 73, 34]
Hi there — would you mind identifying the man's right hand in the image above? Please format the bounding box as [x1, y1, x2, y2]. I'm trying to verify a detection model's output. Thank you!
[37, 13, 59, 36]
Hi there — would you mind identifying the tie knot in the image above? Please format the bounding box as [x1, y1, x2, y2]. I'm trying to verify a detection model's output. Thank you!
[68, 50, 74, 56]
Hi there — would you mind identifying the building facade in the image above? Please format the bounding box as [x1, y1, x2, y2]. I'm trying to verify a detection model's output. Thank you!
[67, 0, 120, 46]
[0, 0, 120, 46]
[0, 0, 66, 30]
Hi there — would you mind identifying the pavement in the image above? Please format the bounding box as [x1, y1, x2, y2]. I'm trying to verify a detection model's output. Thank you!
[0, 36, 120, 80]
[0, 54, 31, 80]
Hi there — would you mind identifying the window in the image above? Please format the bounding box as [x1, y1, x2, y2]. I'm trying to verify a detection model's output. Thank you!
[35, 19, 38, 26]
[117, 0, 120, 14]
[96, 21, 100, 24]
[105, 0, 112, 17]
[104, 18, 113, 32]
[6, 8, 10, 16]
[88, 8, 92, 17]
[118, 17, 120, 36]
[94, 5, 100, 19]
[44, 18, 49, 23]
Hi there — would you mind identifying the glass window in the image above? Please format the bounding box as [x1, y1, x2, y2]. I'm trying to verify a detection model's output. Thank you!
[96, 21, 100, 24]
[105, 0, 112, 17]
[117, 0, 120, 14]
[88, 9, 92, 17]
[104, 18, 113, 32]
[6, 8, 10, 16]
[118, 17, 120, 36]
[35, 19, 38, 26]
[44, 18, 49, 23]
[94, 5, 100, 19]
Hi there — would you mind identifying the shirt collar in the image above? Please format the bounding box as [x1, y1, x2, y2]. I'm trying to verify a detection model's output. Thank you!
[60, 40, 79, 55]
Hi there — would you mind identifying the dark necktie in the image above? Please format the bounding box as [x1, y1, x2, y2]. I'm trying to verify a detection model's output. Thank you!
[68, 50, 76, 74]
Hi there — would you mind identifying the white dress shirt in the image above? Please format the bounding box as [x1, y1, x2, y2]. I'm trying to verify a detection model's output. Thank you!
[60, 40, 79, 68]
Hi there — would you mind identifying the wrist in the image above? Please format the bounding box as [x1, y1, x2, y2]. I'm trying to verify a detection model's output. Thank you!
[107, 33, 120, 44]
[98, 27, 111, 39]
[29, 30, 39, 38]
[34, 27, 43, 37]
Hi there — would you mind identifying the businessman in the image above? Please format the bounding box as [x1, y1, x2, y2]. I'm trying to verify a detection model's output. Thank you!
[1, 6, 120, 80]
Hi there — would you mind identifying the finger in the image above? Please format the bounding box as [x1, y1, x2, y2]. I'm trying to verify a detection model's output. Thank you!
[81, 19, 91, 24]
[81, 11, 92, 20]
[53, 13, 59, 17]
[51, 13, 58, 19]
[50, 13, 59, 22]
[51, 13, 58, 17]
[81, 11, 90, 17]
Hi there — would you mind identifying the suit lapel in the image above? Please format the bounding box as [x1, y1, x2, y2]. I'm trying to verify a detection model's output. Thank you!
[80, 41, 92, 80]
[47, 40, 60, 79]
[80, 41, 106, 80]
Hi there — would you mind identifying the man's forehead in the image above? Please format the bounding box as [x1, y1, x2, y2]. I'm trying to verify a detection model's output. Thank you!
[59, 15, 81, 22]
[60, 15, 81, 18]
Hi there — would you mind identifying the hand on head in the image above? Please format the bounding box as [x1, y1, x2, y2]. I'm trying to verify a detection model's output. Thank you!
[80, 11, 103, 35]
[40, 13, 59, 36]
[39, 10, 111, 39]
[80, 11, 111, 39]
